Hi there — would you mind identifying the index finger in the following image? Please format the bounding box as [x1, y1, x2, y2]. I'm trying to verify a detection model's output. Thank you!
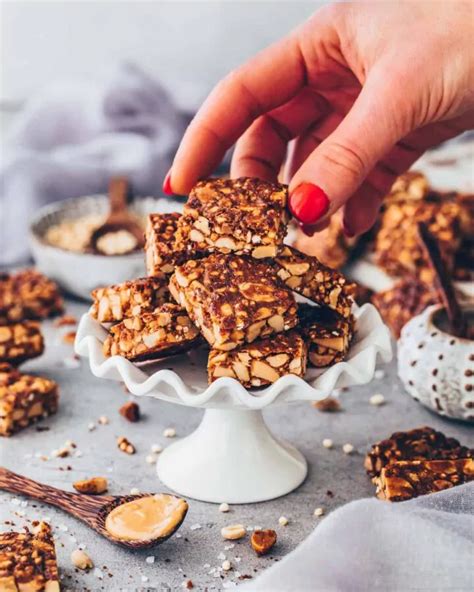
[169, 32, 307, 194]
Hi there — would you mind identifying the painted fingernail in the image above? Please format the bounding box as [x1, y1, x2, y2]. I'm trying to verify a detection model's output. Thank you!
[289, 183, 329, 225]
[162, 171, 173, 195]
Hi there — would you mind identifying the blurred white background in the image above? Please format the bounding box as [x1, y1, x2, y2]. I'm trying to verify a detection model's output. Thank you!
[1, 1, 325, 112]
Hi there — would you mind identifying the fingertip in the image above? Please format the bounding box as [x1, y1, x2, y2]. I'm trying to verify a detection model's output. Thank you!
[162, 170, 173, 195]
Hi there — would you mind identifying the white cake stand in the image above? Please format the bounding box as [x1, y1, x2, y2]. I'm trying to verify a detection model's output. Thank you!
[75, 303, 391, 503]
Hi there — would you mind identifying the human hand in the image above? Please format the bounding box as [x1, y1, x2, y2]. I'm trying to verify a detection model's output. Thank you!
[165, 1, 474, 236]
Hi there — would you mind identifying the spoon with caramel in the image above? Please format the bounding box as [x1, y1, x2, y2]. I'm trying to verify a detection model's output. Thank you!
[0, 468, 188, 549]
[89, 177, 145, 255]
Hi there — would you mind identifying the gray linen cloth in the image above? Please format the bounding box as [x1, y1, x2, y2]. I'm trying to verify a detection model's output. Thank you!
[242, 483, 474, 592]
[0, 63, 187, 264]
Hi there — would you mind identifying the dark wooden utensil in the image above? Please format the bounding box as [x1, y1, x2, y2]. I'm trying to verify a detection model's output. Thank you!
[417, 222, 467, 337]
[0, 467, 187, 549]
[89, 177, 144, 254]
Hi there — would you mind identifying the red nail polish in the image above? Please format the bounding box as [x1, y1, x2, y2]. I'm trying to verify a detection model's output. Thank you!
[162, 171, 173, 195]
[289, 183, 329, 225]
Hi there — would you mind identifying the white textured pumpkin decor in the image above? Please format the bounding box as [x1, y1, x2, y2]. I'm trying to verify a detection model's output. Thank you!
[398, 305, 474, 421]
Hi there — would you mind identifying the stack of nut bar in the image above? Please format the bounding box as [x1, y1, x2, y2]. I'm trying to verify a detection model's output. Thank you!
[0, 270, 62, 436]
[94, 177, 356, 388]
[365, 427, 473, 502]
[0, 522, 60, 591]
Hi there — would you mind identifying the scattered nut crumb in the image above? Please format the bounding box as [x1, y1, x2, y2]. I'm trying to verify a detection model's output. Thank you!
[369, 393, 385, 406]
[119, 401, 140, 422]
[117, 436, 136, 454]
[145, 455, 156, 465]
[151, 444, 163, 454]
[250, 529, 277, 556]
[222, 559, 232, 571]
[342, 443, 355, 454]
[163, 427, 176, 438]
[73, 477, 108, 495]
[88, 422, 96, 432]
[322, 438, 333, 449]
[130, 487, 140, 495]
[145, 556, 155, 564]
[55, 315, 77, 327]
[278, 516, 288, 526]
[98, 415, 109, 425]
[219, 502, 230, 513]
[314, 507, 324, 517]
[312, 397, 341, 412]
[52, 447, 70, 458]
[182, 580, 194, 589]
[71, 549, 93, 570]
[221, 524, 246, 540]
[62, 331, 77, 345]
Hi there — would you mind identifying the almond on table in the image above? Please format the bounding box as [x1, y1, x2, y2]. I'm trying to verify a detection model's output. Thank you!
[170, 253, 298, 351]
[91, 276, 171, 323]
[174, 177, 289, 259]
[298, 303, 353, 368]
[103, 304, 201, 362]
[208, 331, 307, 388]
[0, 322, 44, 366]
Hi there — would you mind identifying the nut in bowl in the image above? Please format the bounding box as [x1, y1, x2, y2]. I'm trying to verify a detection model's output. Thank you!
[29, 194, 181, 299]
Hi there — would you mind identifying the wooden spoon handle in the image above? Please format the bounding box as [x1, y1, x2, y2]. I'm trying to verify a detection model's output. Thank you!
[108, 176, 131, 217]
[0, 467, 112, 522]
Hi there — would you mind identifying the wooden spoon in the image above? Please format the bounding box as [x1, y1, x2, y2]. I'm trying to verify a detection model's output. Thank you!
[417, 222, 467, 337]
[0, 468, 188, 549]
[89, 177, 145, 255]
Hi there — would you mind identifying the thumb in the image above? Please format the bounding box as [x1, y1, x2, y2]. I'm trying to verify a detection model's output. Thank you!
[288, 70, 413, 229]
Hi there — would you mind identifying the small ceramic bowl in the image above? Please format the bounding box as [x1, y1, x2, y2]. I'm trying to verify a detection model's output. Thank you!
[30, 195, 181, 300]
[398, 304, 474, 421]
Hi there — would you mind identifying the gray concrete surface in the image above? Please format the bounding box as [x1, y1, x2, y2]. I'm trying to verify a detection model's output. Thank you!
[1, 298, 473, 592]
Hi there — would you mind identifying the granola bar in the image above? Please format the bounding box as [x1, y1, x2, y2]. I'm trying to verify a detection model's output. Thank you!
[174, 177, 289, 259]
[374, 196, 461, 281]
[0, 372, 59, 436]
[145, 212, 183, 276]
[91, 276, 170, 323]
[0, 322, 44, 366]
[293, 213, 355, 270]
[0, 522, 60, 591]
[385, 171, 430, 204]
[103, 303, 201, 361]
[170, 254, 298, 351]
[298, 304, 353, 367]
[208, 331, 307, 388]
[0, 363, 21, 386]
[274, 246, 354, 318]
[374, 458, 474, 502]
[364, 426, 473, 478]
[371, 277, 439, 338]
[0, 269, 63, 324]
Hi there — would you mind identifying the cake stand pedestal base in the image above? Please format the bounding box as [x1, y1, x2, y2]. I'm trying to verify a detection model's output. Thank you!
[156, 408, 307, 504]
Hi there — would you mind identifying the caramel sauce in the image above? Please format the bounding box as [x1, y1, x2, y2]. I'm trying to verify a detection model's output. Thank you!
[105, 494, 187, 542]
